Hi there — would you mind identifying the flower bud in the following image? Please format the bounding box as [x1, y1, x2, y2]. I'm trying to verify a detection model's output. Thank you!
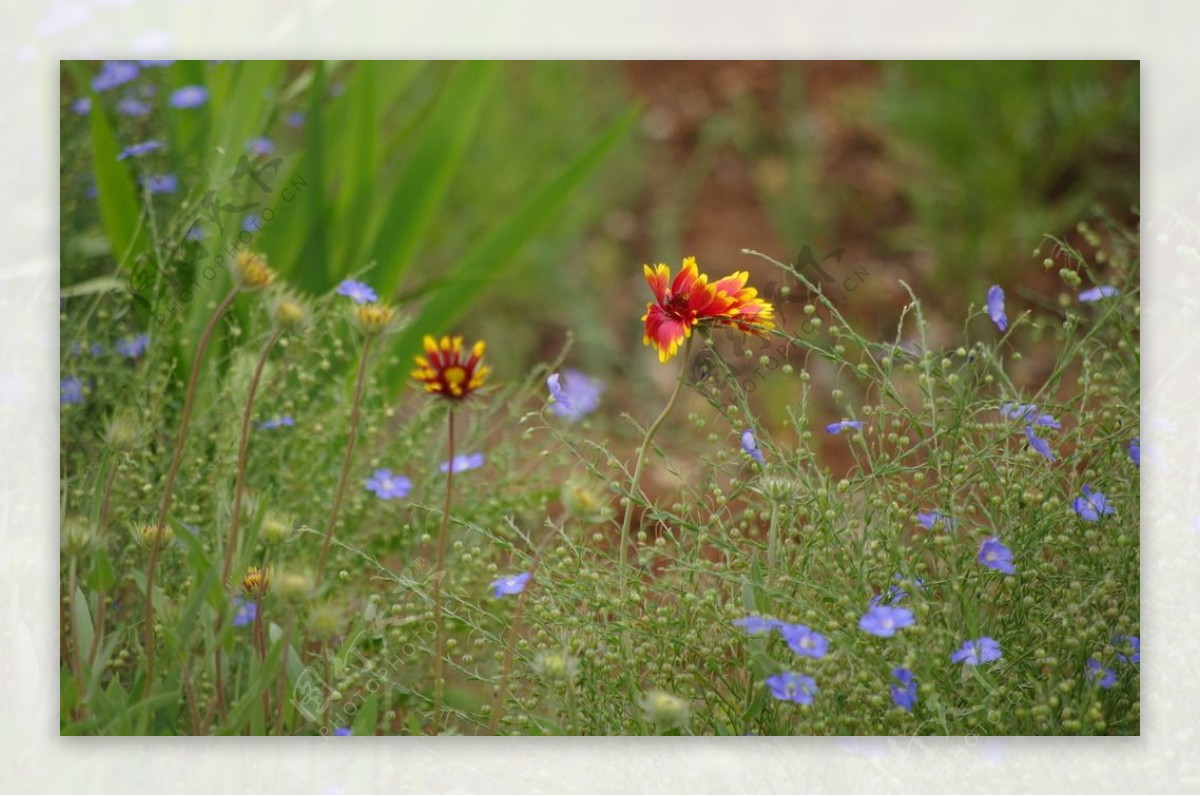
[261, 510, 294, 546]
[62, 518, 99, 558]
[134, 523, 173, 550]
[241, 565, 270, 598]
[232, 251, 275, 292]
[640, 689, 690, 728]
[270, 292, 309, 332]
[273, 569, 315, 604]
[105, 409, 142, 451]
[534, 650, 579, 682]
[352, 302, 397, 337]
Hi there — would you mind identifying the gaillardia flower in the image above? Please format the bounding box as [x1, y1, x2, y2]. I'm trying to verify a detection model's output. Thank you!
[641, 256, 775, 363]
[412, 335, 490, 400]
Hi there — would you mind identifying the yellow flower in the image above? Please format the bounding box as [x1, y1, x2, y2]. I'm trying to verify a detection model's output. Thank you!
[135, 523, 173, 550]
[352, 302, 397, 337]
[232, 251, 276, 292]
[411, 335, 490, 401]
[241, 565, 270, 597]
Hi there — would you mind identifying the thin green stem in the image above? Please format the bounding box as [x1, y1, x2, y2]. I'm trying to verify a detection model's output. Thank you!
[432, 408, 455, 735]
[766, 500, 781, 588]
[86, 462, 118, 669]
[67, 557, 85, 719]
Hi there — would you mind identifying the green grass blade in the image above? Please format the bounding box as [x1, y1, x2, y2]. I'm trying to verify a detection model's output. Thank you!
[87, 99, 147, 273]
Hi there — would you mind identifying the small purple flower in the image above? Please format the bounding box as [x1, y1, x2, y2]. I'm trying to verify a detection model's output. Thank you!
[440, 453, 485, 474]
[61, 376, 84, 405]
[242, 214, 260, 233]
[779, 624, 829, 660]
[733, 616, 781, 635]
[858, 605, 915, 638]
[117, 140, 164, 160]
[870, 573, 926, 607]
[333, 727, 351, 736]
[285, 111, 306, 128]
[336, 279, 378, 304]
[257, 416, 295, 431]
[764, 671, 818, 705]
[1113, 635, 1139, 664]
[115, 333, 150, 358]
[1073, 484, 1115, 522]
[1001, 402, 1060, 428]
[92, 60, 139, 92]
[138, 60, 175, 67]
[116, 97, 152, 117]
[825, 420, 863, 435]
[71, 97, 91, 115]
[185, 224, 205, 241]
[890, 667, 917, 712]
[491, 572, 530, 598]
[546, 370, 604, 422]
[917, 510, 954, 530]
[232, 596, 257, 628]
[168, 85, 209, 109]
[1127, 438, 1140, 468]
[1024, 426, 1055, 461]
[142, 174, 178, 194]
[365, 468, 412, 500]
[1078, 286, 1119, 303]
[987, 285, 1007, 331]
[740, 429, 765, 464]
[90, 343, 104, 357]
[951, 637, 1002, 665]
[246, 136, 275, 157]
[1085, 658, 1118, 689]
[977, 537, 1016, 575]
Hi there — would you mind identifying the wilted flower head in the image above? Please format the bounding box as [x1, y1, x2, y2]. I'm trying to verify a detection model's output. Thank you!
[491, 572, 530, 598]
[1024, 426, 1056, 461]
[365, 469, 411, 500]
[1086, 658, 1118, 689]
[858, 605, 915, 638]
[1073, 484, 1115, 521]
[1078, 285, 1119, 302]
[336, 279, 378, 304]
[411, 335, 490, 400]
[351, 303, 398, 337]
[764, 672, 818, 705]
[546, 370, 603, 421]
[741, 429, 765, 464]
[533, 650, 580, 682]
[890, 667, 917, 712]
[951, 637, 1002, 665]
[270, 292, 310, 331]
[640, 689, 691, 726]
[825, 420, 863, 435]
[241, 565, 270, 598]
[439, 453, 485, 474]
[641, 256, 775, 363]
[231, 251, 275, 292]
[977, 537, 1016, 575]
[987, 285, 1007, 331]
[105, 408, 143, 451]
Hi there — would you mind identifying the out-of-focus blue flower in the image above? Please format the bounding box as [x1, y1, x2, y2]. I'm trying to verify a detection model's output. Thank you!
[185, 224, 204, 241]
[1073, 484, 1115, 522]
[72, 97, 91, 115]
[365, 468, 411, 500]
[1024, 426, 1055, 461]
[779, 624, 829, 659]
[977, 537, 1016, 575]
[92, 60, 139, 92]
[336, 279, 378, 304]
[1001, 402, 1060, 428]
[987, 285, 1007, 331]
[440, 453, 485, 474]
[285, 111, 306, 128]
[491, 572, 530, 598]
[61, 376, 84, 405]
[740, 429, 765, 464]
[858, 605, 915, 638]
[870, 573, 926, 607]
[242, 214, 260, 233]
[890, 667, 917, 712]
[246, 136, 275, 157]
[1127, 438, 1140, 467]
[258, 416, 295, 430]
[733, 616, 781, 635]
[764, 671, 817, 705]
[142, 174, 178, 194]
[917, 510, 954, 530]
[825, 420, 863, 435]
[333, 727, 351, 736]
[117, 140, 164, 160]
[546, 370, 603, 422]
[168, 85, 209, 109]
[116, 97, 151, 116]
[138, 59, 175, 67]
[1113, 635, 1139, 664]
[1079, 286, 1119, 302]
[951, 637, 1002, 665]
[115, 333, 150, 358]
[1085, 658, 1118, 689]
[232, 596, 257, 627]
[90, 343, 104, 357]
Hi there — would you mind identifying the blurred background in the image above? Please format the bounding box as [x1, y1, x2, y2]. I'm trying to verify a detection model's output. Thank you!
[61, 60, 1139, 459]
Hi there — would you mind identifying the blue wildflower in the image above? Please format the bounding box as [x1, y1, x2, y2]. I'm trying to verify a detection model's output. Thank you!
[870, 573, 925, 607]
[142, 174, 178, 194]
[439, 453, 485, 474]
[232, 596, 257, 627]
[257, 416, 295, 431]
[732, 616, 781, 635]
[137, 60, 175, 67]
[185, 224, 204, 241]
[168, 85, 209, 109]
[116, 97, 151, 117]
[779, 624, 829, 660]
[1024, 426, 1055, 461]
[92, 60, 139, 92]
[117, 140, 164, 160]
[740, 429, 765, 464]
[115, 333, 150, 358]
[336, 279, 378, 304]
[1127, 438, 1140, 467]
[987, 285, 1007, 331]
[61, 376, 84, 405]
[365, 468, 411, 500]
[1079, 286, 1119, 302]
[246, 136, 275, 157]
[71, 97, 91, 115]
[1073, 484, 1115, 522]
[764, 671, 818, 705]
[333, 727, 351, 736]
[491, 572, 530, 598]
[1085, 658, 1118, 689]
[242, 214, 260, 233]
[890, 667, 917, 712]
[1001, 402, 1060, 428]
[1113, 635, 1139, 664]
[858, 605, 915, 638]
[951, 637, 1002, 665]
[90, 343, 104, 357]
[285, 111, 306, 128]
[546, 370, 603, 422]
[917, 510, 954, 530]
[825, 420, 863, 435]
[977, 537, 1015, 574]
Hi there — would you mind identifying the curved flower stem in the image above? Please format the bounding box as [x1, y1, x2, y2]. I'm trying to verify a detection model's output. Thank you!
[214, 327, 282, 718]
[431, 408, 455, 735]
[317, 335, 375, 582]
[618, 335, 693, 601]
[144, 287, 238, 692]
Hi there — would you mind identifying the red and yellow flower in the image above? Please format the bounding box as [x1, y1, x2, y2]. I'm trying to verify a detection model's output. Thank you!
[641, 256, 775, 362]
[412, 335, 490, 400]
